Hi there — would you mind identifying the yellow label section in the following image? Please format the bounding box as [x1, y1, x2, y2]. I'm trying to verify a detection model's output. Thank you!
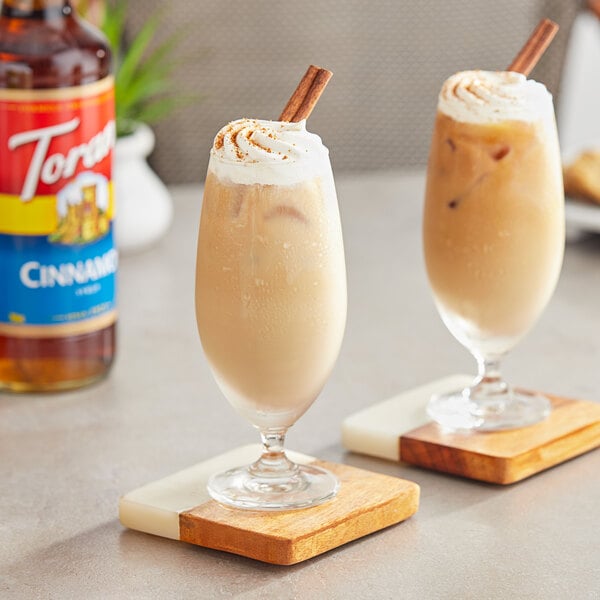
[0, 182, 114, 236]
[0, 310, 117, 338]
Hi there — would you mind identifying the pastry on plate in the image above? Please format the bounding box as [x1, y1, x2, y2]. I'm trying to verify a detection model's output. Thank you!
[563, 150, 600, 205]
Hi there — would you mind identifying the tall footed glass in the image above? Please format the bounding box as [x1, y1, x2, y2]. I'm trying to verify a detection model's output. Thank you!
[195, 119, 346, 509]
[423, 71, 565, 431]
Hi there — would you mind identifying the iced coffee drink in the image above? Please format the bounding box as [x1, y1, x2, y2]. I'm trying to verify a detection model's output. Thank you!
[195, 115, 346, 509]
[197, 118, 346, 429]
[423, 70, 564, 430]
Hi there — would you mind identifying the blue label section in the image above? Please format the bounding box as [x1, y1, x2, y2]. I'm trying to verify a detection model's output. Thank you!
[0, 228, 117, 326]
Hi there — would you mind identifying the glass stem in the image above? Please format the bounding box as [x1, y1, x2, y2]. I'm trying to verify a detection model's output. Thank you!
[248, 428, 298, 479]
[473, 355, 509, 397]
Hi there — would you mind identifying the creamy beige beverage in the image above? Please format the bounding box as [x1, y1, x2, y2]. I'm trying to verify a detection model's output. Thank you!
[196, 118, 346, 429]
[424, 71, 564, 355]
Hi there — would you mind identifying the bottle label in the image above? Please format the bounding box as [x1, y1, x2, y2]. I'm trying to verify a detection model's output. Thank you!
[0, 77, 117, 338]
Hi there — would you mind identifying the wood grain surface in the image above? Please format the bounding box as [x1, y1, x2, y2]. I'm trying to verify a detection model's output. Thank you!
[400, 395, 600, 484]
[179, 460, 419, 565]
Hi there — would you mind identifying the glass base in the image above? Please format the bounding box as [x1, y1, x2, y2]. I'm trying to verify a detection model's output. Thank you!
[427, 387, 552, 431]
[207, 463, 340, 511]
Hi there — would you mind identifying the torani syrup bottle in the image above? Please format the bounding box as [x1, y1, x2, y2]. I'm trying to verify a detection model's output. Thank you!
[0, 0, 117, 391]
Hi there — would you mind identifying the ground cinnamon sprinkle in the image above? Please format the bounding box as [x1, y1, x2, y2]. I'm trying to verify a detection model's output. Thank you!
[229, 124, 246, 160]
[245, 129, 273, 153]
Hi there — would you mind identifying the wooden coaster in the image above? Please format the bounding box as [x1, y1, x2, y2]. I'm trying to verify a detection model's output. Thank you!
[342, 375, 472, 461]
[401, 394, 600, 484]
[119, 445, 420, 565]
[342, 376, 600, 484]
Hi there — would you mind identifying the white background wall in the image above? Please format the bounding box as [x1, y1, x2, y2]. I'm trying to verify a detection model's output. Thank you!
[559, 11, 600, 154]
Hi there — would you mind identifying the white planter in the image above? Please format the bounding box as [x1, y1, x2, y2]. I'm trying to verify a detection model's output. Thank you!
[113, 123, 173, 254]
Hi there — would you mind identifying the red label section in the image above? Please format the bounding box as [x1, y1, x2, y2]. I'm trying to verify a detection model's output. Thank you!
[0, 79, 115, 199]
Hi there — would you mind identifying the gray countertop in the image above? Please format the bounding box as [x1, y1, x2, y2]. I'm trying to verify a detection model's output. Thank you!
[2, 172, 600, 599]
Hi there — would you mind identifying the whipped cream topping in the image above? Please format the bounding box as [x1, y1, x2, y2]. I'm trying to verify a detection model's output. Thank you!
[438, 70, 553, 124]
[208, 118, 330, 185]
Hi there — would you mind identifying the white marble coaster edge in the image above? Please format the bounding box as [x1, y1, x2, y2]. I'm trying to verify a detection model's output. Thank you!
[341, 374, 472, 461]
[119, 444, 315, 540]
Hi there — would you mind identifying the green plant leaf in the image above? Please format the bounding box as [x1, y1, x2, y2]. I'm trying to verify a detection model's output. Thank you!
[119, 77, 171, 110]
[118, 33, 186, 108]
[115, 13, 160, 94]
[96, 0, 202, 135]
[131, 96, 189, 125]
[101, 1, 127, 60]
[129, 29, 184, 79]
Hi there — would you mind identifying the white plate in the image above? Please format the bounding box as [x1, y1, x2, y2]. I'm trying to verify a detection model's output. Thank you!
[565, 198, 600, 233]
[562, 142, 600, 234]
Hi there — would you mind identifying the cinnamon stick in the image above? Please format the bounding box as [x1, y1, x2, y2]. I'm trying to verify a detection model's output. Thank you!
[589, 0, 600, 20]
[507, 18, 559, 76]
[279, 65, 333, 122]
